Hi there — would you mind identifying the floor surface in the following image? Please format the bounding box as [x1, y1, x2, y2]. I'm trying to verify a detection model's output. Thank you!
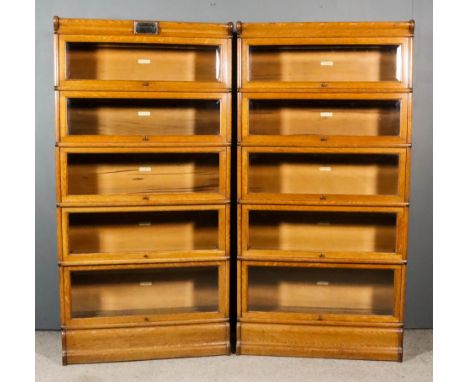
[36, 330, 432, 382]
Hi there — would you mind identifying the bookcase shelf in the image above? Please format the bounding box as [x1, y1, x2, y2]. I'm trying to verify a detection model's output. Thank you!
[54, 17, 232, 364]
[236, 20, 413, 361]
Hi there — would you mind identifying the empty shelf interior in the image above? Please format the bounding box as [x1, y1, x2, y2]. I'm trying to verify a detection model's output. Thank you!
[68, 210, 219, 254]
[248, 210, 397, 253]
[67, 98, 220, 136]
[67, 153, 220, 196]
[67, 42, 220, 82]
[248, 153, 400, 196]
[71, 267, 219, 318]
[247, 266, 395, 316]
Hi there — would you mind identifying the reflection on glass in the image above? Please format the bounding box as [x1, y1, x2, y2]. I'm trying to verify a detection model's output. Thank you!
[248, 153, 400, 196]
[249, 45, 401, 82]
[71, 267, 219, 318]
[68, 210, 219, 254]
[66, 43, 221, 82]
[247, 266, 394, 315]
[249, 210, 397, 253]
[396, 46, 402, 81]
[249, 99, 401, 137]
[67, 153, 220, 196]
[67, 99, 220, 137]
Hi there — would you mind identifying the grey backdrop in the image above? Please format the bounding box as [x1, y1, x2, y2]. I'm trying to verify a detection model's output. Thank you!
[36, 0, 433, 329]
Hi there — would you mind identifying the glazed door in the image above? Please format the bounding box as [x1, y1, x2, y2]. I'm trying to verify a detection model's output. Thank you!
[240, 205, 408, 262]
[59, 147, 229, 206]
[57, 35, 230, 91]
[240, 37, 411, 91]
[241, 262, 403, 323]
[63, 262, 228, 327]
[241, 147, 408, 205]
[61, 205, 229, 263]
[59, 92, 230, 145]
[241, 93, 410, 146]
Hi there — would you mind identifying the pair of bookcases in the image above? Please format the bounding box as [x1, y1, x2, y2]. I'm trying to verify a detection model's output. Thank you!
[54, 17, 413, 364]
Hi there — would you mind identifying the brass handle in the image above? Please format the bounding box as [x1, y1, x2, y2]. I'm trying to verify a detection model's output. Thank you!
[134, 21, 158, 35]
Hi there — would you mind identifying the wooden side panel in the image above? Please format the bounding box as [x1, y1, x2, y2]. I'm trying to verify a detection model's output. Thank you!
[63, 322, 230, 364]
[238, 322, 402, 361]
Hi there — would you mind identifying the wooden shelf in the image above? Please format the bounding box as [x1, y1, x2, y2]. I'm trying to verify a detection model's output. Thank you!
[60, 205, 229, 264]
[58, 91, 231, 146]
[55, 30, 232, 91]
[55, 17, 232, 364]
[239, 204, 408, 263]
[239, 92, 411, 147]
[57, 147, 230, 206]
[239, 146, 409, 206]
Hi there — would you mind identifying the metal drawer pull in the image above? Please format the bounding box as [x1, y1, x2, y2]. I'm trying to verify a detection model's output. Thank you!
[134, 20, 158, 34]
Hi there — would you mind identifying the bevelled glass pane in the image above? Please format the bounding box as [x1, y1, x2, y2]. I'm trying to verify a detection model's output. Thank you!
[248, 153, 399, 196]
[68, 98, 220, 136]
[247, 266, 394, 315]
[249, 99, 400, 137]
[249, 210, 397, 253]
[249, 45, 401, 82]
[66, 43, 220, 82]
[69, 210, 219, 254]
[67, 153, 219, 196]
[71, 267, 219, 318]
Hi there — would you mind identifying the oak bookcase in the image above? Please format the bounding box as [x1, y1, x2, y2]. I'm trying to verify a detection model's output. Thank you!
[236, 21, 413, 361]
[54, 17, 233, 364]
[54, 17, 414, 364]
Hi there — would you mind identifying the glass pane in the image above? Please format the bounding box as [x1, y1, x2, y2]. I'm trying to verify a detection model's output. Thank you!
[248, 266, 394, 315]
[68, 98, 220, 136]
[249, 99, 400, 137]
[67, 153, 219, 196]
[249, 210, 397, 253]
[249, 45, 401, 82]
[248, 153, 399, 196]
[71, 267, 219, 318]
[66, 43, 220, 82]
[69, 210, 219, 254]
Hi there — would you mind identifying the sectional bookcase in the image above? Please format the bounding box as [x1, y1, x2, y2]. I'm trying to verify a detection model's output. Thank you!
[54, 17, 414, 364]
[236, 21, 413, 361]
[54, 17, 233, 364]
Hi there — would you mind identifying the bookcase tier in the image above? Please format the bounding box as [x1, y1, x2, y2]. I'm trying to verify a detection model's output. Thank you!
[236, 20, 412, 361]
[55, 17, 232, 364]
